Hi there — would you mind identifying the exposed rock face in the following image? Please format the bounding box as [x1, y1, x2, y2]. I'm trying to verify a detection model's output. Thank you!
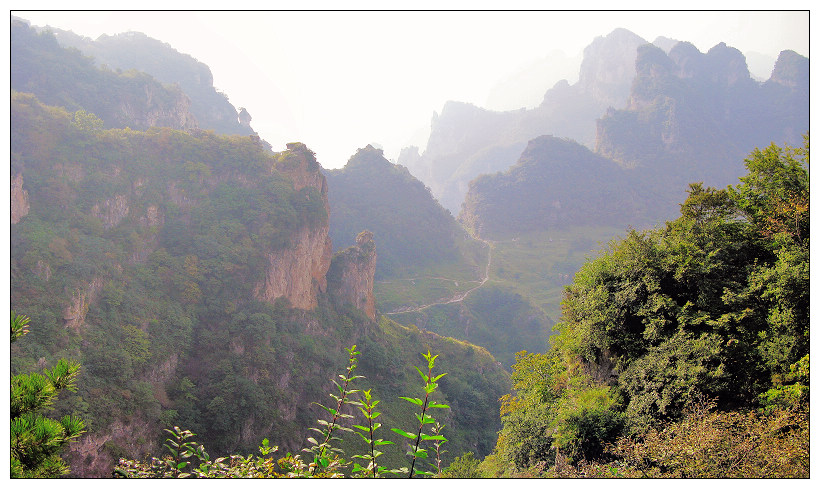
[577, 27, 647, 108]
[327, 230, 377, 321]
[597, 42, 807, 182]
[91, 194, 130, 229]
[769, 50, 810, 89]
[255, 224, 333, 310]
[66, 417, 156, 478]
[254, 143, 332, 310]
[115, 84, 199, 131]
[63, 277, 103, 331]
[11, 173, 29, 224]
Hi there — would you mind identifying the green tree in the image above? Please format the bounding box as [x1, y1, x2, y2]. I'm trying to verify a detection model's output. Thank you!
[71, 109, 104, 132]
[10, 312, 86, 478]
[491, 136, 810, 476]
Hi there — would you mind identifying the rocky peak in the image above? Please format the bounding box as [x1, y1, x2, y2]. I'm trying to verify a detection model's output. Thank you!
[327, 230, 377, 321]
[668, 41, 706, 79]
[577, 28, 647, 107]
[769, 50, 809, 89]
[255, 143, 332, 310]
[652, 36, 680, 53]
[628, 43, 681, 110]
[704, 42, 752, 87]
[277, 142, 327, 195]
[238, 107, 252, 128]
[345, 144, 389, 170]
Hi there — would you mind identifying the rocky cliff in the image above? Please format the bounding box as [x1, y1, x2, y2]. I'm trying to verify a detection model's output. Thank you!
[596, 42, 808, 189]
[327, 230, 377, 320]
[113, 82, 199, 131]
[399, 28, 648, 213]
[254, 143, 333, 310]
[10, 173, 29, 224]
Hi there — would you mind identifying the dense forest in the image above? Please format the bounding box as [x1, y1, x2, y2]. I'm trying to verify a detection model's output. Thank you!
[9, 16, 809, 479]
[481, 137, 809, 477]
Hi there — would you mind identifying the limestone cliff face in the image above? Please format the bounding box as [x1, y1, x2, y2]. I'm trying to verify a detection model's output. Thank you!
[91, 194, 130, 229]
[255, 224, 333, 310]
[577, 27, 646, 108]
[62, 277, 103, 331]
[115, 84, 199, 131]
[327, 231, 377, 321]
[10, 173, 29, 224]
[254, 143, 332, 310]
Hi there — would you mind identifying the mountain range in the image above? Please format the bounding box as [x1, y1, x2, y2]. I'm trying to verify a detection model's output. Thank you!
[8, 15, 809, 478]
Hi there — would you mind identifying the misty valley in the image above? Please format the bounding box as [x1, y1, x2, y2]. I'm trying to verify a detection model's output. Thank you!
[9, 15, 809, 478]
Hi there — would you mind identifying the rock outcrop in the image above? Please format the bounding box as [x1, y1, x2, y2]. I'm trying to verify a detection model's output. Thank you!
[254, 143, 333, 310]
[91, 194, 130, 229]
[62, 277, 103, 331]
[327, 230, 377, 321]
[11, 173, 29, 224]
[114, 83, 199, 131]
[255, 224, 333, 310]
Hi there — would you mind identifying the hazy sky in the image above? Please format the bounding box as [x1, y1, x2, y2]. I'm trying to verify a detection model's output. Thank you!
[12, 6, 810, 169]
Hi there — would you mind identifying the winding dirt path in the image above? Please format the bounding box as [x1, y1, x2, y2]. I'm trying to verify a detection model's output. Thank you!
[385, 238, 493, 315]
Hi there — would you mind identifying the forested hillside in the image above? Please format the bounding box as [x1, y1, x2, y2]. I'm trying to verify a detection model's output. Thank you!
[479, 138, 809, 477]
[42, 25, 256, 137]
[326, 145, 483, 280]
[9, 89, 510, 476]
[10, 19, 198, 132]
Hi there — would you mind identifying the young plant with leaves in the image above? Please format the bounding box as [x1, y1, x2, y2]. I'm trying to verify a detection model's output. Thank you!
[114, 427, 282, 478]
[350, 389, 397, 478]
[392, 350, 450, 478]
[304, 344, 363, 476]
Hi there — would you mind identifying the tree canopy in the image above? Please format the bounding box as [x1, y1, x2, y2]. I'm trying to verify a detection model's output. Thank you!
[488, 135, 809, 477]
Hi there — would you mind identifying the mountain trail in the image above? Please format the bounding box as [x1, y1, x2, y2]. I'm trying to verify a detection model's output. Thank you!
[385, 237, 493, 315]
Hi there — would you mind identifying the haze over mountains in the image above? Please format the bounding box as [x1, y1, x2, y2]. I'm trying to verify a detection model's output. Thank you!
[398, 28, 804, 215]
[9, 14, 809, 478]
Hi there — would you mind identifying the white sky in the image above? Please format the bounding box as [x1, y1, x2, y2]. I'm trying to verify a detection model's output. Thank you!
[10, 3, 812, 169]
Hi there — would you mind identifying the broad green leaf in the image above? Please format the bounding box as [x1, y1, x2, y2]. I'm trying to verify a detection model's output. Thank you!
[428, 402, 450, 409]
[416, 413, 436, 424]
[399, 396, 423, 406]
[415, 366, 430, 383]
[420, 434, 447, 441]
[391, 428, 417, 439]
